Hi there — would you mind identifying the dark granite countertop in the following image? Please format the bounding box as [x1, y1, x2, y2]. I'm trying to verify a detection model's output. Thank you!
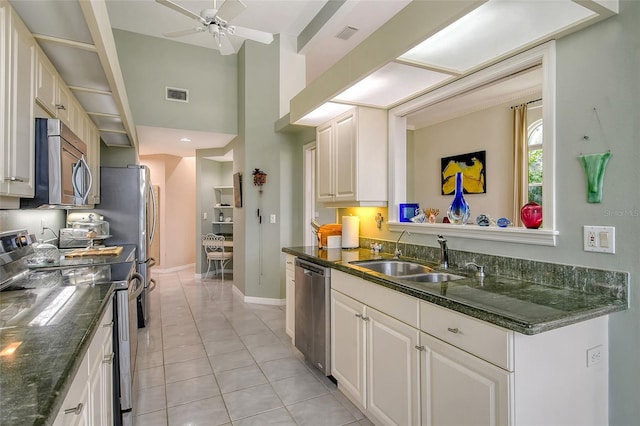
[0, 272, 118, 424]
[282, 246, 627, 335]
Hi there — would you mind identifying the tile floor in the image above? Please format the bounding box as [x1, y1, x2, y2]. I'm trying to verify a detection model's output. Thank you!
[134, 268, 373, 426]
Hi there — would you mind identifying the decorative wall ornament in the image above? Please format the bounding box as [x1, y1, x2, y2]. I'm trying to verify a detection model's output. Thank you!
[579, 151, 611, 203]
[252, 168, 267, 193]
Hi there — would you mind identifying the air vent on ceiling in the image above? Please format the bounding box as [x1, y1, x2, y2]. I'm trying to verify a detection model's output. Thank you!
[166, 87, 189, 103]
[335, 26, 359, 41]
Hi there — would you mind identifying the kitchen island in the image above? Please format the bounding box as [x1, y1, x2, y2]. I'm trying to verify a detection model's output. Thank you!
[0, 245, 136, 425]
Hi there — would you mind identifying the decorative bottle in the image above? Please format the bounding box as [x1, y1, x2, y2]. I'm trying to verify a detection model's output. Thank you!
[447, 172, 470, 225]
[219, 211, 224, 222]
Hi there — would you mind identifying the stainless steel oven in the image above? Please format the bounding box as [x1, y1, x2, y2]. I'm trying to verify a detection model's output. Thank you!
[110, 262, 143, 426]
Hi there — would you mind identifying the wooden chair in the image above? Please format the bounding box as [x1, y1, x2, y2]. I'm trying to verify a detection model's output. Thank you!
[202, 233, 232, 281]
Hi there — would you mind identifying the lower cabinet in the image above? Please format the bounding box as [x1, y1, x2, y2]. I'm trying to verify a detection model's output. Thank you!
[419, 331, 512, 426]
[331, 289, 420, 426]
[54, 298, 113, 426]
[285, 254, 295, 340]
[330, 269, 608, 426]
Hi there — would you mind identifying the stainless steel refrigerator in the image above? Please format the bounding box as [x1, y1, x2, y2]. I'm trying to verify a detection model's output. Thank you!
[95, 165, 157, 327]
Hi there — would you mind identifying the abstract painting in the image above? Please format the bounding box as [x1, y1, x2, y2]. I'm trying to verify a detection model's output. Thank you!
[441, 150, 486, 195]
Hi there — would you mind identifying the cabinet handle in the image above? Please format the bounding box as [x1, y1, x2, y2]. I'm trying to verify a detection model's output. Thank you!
[103, 353, 114, 364]
[361, 316, 370, 322]
[447, 327, 459, 334]
[355, 313, 362, 318]
[103, 321, 113, 328]
[64, 403, 83, 415]
[415, 345, 425, 351]
[4, 176, 26, 182]
[55, 103, 66, 110]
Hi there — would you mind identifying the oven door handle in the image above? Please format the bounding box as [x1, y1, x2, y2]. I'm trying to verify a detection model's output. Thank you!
[129, 272, 145, 300]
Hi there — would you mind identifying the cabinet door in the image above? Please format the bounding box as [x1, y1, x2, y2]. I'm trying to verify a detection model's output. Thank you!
[86, 121, 100, 204]
[53, 355, 90, 426]
[420, 332, 513, 426]
[285, 255, 295, 340]
[333, 111, 356, 201]
[35, 48, 57, 116]
[56, 83, 72, 127]
[316, 122, 334, 201]
[2, 7, 35, 197]
[366, 306, 420, 426]
[331, 289, 366, 407]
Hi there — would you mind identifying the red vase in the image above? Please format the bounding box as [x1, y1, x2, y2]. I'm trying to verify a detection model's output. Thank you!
[521, 202, 543, 229]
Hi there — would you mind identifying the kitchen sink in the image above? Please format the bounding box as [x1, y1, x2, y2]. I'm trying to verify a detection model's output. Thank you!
[350, 260, 433, 277]
[400, 272, 465, 283]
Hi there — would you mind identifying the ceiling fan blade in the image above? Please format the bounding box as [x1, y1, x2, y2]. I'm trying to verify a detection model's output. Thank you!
[217, 33, 236, 55]
[217, 0, 246, 22]
[163, 27, 203, 38]
[231, 26, 273, 44]
[156, 0, 204, 23]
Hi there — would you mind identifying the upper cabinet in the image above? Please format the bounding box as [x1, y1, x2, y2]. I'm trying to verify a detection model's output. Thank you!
[0, 0, 101, 208]
[316, 107, 388, 207]
[0, 1, 35, 205]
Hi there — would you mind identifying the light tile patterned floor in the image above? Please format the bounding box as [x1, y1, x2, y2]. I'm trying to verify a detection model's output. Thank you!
[134, 268, 373, 426]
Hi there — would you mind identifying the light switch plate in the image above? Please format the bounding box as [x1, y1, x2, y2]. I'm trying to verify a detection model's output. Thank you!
[583, 226, 615, 253]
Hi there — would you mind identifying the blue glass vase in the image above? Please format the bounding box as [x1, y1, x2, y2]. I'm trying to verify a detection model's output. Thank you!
[447, 172, 470, 225]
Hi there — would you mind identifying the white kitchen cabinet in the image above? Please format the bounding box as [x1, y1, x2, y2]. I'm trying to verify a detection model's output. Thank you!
[54, 298, 113, 426]
[419, 331, 512, 426]
[35, 46, 58, 117]
[331, 288, 420, 426]
[285, 254, 296, 340]
[329, 268, 609, 426]
[0, 2, 35, 202]
[316, 107, 388, 206]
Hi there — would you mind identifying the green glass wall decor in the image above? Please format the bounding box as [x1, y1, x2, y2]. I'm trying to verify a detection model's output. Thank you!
[578, 151, 612, 203]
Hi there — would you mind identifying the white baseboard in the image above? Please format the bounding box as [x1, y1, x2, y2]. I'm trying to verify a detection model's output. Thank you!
[195, 268, 232, 280]
[232, 285, 285, 306]
[153, 263, 195, 274]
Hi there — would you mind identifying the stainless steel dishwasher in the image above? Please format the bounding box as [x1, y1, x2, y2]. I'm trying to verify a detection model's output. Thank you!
[294, 258, 331, 376]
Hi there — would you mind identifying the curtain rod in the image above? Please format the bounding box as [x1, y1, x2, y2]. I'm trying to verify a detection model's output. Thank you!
[510, 98, 542, 109]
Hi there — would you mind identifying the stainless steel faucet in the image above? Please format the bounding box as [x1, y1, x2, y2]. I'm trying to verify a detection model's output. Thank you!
[394, 230, 410, 258]
[465, 262, 486, 278]
[437, 235, 448, 269]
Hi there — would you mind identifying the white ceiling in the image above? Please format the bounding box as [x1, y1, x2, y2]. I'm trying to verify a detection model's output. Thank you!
[104, 0, 409, 158]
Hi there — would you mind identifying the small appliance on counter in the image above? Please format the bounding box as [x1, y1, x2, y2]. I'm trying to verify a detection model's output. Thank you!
[59, 212, 111, 248]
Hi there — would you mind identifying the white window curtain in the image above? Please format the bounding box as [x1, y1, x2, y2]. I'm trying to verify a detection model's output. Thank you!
[513, 104, 528, 226]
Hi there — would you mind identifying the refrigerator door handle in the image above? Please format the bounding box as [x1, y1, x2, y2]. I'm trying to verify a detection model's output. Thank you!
[149, 181, 157, 245]
[148, 278, 157, 293]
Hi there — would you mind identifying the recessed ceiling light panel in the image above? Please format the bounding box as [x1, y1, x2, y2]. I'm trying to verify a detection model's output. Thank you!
[398, 0, 596, 73]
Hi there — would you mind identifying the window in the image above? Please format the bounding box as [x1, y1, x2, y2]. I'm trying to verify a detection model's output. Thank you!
[527, 119, 543, 204]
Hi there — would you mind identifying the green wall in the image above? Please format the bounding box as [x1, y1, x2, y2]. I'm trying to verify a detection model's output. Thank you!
[112, 29, 237, 134]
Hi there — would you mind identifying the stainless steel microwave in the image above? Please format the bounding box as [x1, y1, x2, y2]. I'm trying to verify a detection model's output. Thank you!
[21, 118, 92, 208]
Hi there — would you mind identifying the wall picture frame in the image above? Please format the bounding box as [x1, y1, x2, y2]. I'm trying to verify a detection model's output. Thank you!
[441, 150, 486, 195]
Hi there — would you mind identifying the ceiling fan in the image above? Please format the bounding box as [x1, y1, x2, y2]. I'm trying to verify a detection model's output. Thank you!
[156, 0, 274, 55]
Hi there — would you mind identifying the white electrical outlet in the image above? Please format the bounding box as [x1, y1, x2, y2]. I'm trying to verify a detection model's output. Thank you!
[583, 226, 615, 253]
[203, 212, 208, 220]
[270, 214, 277, 224]
[586, 345, 603, 367]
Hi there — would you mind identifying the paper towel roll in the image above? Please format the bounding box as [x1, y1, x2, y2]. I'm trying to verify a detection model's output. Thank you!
[342, 216, 360, 248]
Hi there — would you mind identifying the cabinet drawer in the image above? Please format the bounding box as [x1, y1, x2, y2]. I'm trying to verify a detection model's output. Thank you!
[285, 254, 296, 273]
[332, 270, 419, 328]
[420, 301, 513, 371]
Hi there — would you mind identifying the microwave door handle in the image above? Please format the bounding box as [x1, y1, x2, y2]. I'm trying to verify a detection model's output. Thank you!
[71, 156, 92, 204]
[79, 155, 92, 204]
[149, 181, 157, 244]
